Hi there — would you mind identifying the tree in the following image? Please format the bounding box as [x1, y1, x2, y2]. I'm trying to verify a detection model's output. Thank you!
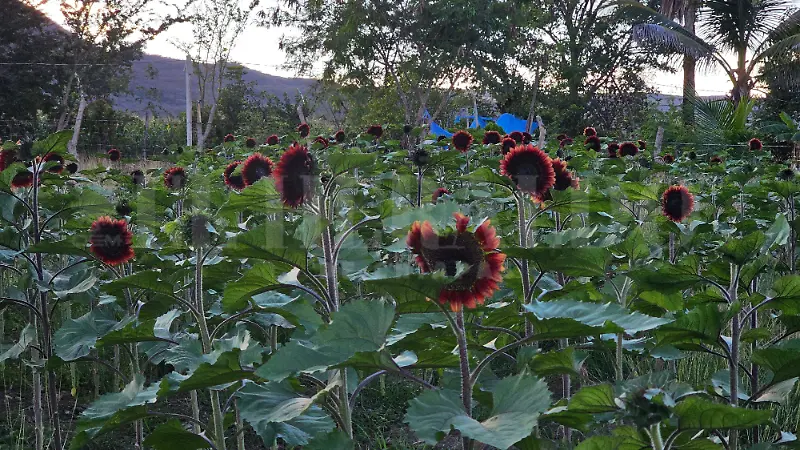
[265, 0, 525, 125]
[660, 0, 698, 126]
[619, 0, 800, 105]
[178, 0, 259, 150]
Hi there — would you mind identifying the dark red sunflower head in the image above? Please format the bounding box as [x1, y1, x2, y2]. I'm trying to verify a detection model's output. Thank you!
[522, 132, 533, 144]
[560, 137, 574, 147]
[266, 134, 280, 146]
[66, 162, 78, 174]
[313, 136, 329, 149]
[584, 136, 602, 151]
[452, 130, 474, 153]
[779, 167, 795, 180]
[224, 133, 235, 143]
[551, 158, 579, 191]
[242, 153, 273, 186]
[89, 216, 134, 266]
[619, 142, 639, 157]
[432, 187, 451, 203]
[509, 131, 524, 144]
[366, 124, 383, 139]
[107, 148, 121, 162]
[164, 166, 187, 189]
[662, 154, 675, 164]
[483, 131, 501, 145]
[638, 140, 647, 150]
[607, 142, 619, 158]
[662, 185, 693, 222]
[131, 170, 145, 186]
[334, 130, 345, 142]
[274, 143, 316, 207]
[710, 156, 723, 164]
[11, 170, 33, 189]
[556, 134, 567, 141]
[584, 127, 597, 137]
[501, 137, 516, 155]
[406, 213, 505, 311]
[500, 144, 556, 196]
[224, 161, 246, 191]
[0, 149, 17, 171]
[297, 123, 310, 138]
[43, 153, 64, 174]
[245, 137, 257, 148]
[748, 138, 763, 151]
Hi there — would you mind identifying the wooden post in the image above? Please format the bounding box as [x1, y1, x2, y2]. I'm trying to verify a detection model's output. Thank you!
[472, 91, 479, 129]
[67, 92, 87, 157]
[536, 115, 546, 149]
[185, 55, 193, 147]
[654, 126, 665, 160]
[526, 68, 541, 133]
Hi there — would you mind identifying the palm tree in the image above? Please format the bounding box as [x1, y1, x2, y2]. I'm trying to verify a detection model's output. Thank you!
[660, 0, 698, 125]
[618, 0, 800, 106]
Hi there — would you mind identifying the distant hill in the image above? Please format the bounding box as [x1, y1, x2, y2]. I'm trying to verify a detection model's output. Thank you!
[115, 55, 317, 116]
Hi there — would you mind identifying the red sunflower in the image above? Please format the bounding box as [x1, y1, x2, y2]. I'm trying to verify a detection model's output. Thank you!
[66, 163, 78, 174]
[662, 185, 694, 222]
[584, 136, 601, 152]
[89, 216, 134, 266]
[266, 134, 280, 146]
[242, 153, 274, 185]
[406, 213, 505, 311]
[500, 144, 556, 197]
[556, 134, 567, 141]
[245, 137, 257, 148]
[482, 131, 501, 145]
[501, 137, 516, 155]
[11, 171, 33, 189]
[366, 124, 383, 139]
[584, 127, 597, 137]
[551, 158, 579, 191]
[452, 130, 474, 153]
[274, 143, 316, 207]
[107, 148, 121, 162]
[297, 123, 310, 138]
[607, 142, 619, 158]
[522, 132, 533, 144]
[710, 156, 723, 164]
[432, 187, 451, 203]
[662, 154, 675, 163]
[509, 131, 524, 144]
[224, 133, 235, 143]
[224, 161, 246, 191]
[43, 153, 64, 174]
[638, 140, 647, 150]
[313, 136, 329, 149]
[334, 130, 345, 142]
[619, 142, 639, 157]
[164, 166, 187, 189]
[749, 138, 763, 151]
[559, 137, 574, 147]
[0, 149, 17, 171]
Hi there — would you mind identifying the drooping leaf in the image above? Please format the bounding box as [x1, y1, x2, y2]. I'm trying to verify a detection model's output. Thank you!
[328, 151, 377, 175]
[719, 232, 765, 265]
[405, 374, 551, 449]
[223, 222, 308, 268]
[54, 309, 119, 361]
[177, 350, 255, 392]
[222, 263, 280, 312]
[255, 300, 395, 381]
[568, 384, 618, 414]
[674, 397, 771, 430]
[504, 246, 611, 277]
[752, 340, 800, 384]
[0, 324, 36, 362]
[524, 300, 672, 334]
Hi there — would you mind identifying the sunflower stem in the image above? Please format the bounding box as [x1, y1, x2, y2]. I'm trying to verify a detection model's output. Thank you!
[669, 232, 676, 264]
[455, 309, 472, 449]
[516, 194, 533, 337]
[729, 263, 740, 450]
[417, 167, 423, 207]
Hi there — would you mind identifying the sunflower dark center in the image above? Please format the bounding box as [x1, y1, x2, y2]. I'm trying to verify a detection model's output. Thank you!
[91, 224, 130, 260]
[508, 153, 546, 193]
[421, 231, 484, 290]
[665, 191, 689, 218]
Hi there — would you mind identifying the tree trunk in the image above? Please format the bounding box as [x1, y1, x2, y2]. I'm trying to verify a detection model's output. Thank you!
[682, 3, 696, 127]
[67, 94, 88, 157]
[185, 55, 193, 148]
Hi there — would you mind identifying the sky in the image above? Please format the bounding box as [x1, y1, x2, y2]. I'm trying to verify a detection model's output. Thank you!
[36, 0, 800, 97]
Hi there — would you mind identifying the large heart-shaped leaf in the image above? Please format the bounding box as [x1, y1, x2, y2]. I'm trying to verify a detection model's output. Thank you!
[674, 397, 771, 430]
[524, 300, 672, 335]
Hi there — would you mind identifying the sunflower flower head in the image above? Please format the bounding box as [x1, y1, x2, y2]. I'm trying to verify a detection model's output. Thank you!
[131, 170, 145, 186]
[107, 148, 121, 162]
[334, 130, 346, 142]
[266, 134, 280, 145]
[483, 131, 501, 145]
[224, 133, 235, 143]
[89, 216, 134, 266]
[509, 131, 524, 144]
[619, 142, 639, 157]
[224, 161, 246, 191]
[406, 213, 505, 311]
[66, 162, 78, 174]
[164, 166, 187, 189]
[662, 154, 675, 164]
[500, 144, 556, 196]
[584, 127, 597, 137]
[43, 153, 64, 174]
[242, 153, 274, 185]
[584, 136, 601, 152]
[662, 185, 694, 222]
[297, 123, 310, 138]
[245, 137, 257, 148]
[501, 137, 516, 155]
[410, 148, 430, 167]
[366, 124, 383, 139]
[432, 187, 451, 203]
[274, 143, 316, 207]
[0, 149, 18, 171]
[452, 130, 474, 153]
[313, 136, 329, 149]
[748, 138, 763, 151]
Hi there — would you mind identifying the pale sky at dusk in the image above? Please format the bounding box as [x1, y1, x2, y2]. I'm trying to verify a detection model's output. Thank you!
[36, 0, 800, 97]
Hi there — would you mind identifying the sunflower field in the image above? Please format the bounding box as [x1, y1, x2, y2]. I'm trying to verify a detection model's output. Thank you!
[1, 123, 799, 450]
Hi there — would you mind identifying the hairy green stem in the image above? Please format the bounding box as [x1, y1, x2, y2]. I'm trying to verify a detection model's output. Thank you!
[517, 195, 533, 336]
[648, 424, 664, 450]
[456, 310, 472, 449]
[729, 264, 740, 450]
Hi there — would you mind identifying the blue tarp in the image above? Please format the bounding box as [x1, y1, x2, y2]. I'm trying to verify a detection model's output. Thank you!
[430, 121, 453, 138]
[496, 113, 538, 134]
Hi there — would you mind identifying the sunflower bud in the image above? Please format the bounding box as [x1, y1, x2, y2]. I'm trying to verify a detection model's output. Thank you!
[182, 214, 215, 247]
[410, 148, 430, 167]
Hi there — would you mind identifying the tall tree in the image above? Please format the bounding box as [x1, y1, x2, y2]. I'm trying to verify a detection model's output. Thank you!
[620, 0, 800, 105]
[660, 0, 698, 125]
[265, 0, 525, 125]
